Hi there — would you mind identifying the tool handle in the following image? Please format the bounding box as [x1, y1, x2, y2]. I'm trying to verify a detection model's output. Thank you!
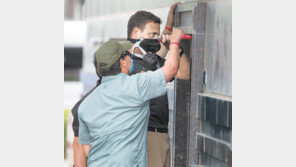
[181, 35, 192, 39]
[158, 35, 192, 41]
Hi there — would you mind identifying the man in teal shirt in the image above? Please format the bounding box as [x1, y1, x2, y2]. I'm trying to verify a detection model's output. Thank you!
[78, 28, 183, 167]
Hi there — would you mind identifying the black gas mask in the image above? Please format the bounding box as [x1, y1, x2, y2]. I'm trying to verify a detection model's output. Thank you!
[139, 38, 161, 53]
[128, 38, 161, 54]
[128, 38, 161, 71]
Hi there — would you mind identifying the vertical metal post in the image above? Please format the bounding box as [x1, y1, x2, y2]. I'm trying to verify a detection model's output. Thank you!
[173, 39, 192, 167]
[189, 2, 207, 166]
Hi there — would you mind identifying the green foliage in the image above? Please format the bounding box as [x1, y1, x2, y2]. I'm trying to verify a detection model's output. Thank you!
[64, 109, 70, 159]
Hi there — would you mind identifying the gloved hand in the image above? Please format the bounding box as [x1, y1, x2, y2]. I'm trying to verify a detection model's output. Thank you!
[143, 53, 158, 71]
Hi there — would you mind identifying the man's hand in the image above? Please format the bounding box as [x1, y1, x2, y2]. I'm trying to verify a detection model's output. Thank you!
[166, 2, 181, 28]
[170, 28, 183, 44]
[156, 34, 170, 57]
[143, 53, 158, 71]
[160, 34, 170, 46]
[158, 3, 181, 58]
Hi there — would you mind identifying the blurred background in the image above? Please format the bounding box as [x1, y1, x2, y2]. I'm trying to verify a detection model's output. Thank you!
[64, 0, 232, 167]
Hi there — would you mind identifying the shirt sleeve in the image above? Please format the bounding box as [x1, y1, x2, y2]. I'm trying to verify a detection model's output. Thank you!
[78, 112, 91, 145]
[71, 104, 80, 137]
[136, 69, 167, 102]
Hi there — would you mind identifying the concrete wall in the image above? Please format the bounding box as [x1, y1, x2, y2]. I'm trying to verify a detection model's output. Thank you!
[204, 0, 232, 96]
[85, 0, 198, 18]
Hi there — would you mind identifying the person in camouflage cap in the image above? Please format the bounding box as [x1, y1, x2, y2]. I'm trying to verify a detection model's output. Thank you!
[77, 28, 183, 167]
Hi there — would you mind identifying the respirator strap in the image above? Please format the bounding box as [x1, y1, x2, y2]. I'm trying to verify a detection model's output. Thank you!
[127, 38, 140, 44]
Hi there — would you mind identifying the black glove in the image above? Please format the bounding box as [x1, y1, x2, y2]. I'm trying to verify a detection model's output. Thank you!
[143, 53, 158, 71]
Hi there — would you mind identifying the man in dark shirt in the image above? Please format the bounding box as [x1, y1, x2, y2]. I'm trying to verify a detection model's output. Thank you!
[126, 5, 190, 167]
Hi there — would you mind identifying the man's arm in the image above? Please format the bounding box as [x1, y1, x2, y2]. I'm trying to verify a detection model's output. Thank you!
[155, 3, 190, 79]
[73, 137, 87, 167]
[72, 105, 87, 167]
[175, 52, 190, 80]
[136, 29, 182, 102]
[156, 2, 180, 58]
[161, 28, 183, 82]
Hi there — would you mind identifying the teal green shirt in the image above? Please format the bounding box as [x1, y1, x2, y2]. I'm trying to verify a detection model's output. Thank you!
[78, 69, 167, 167]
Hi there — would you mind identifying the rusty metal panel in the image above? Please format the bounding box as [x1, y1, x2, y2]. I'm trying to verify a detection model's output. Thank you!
[204, 0, 232, 96]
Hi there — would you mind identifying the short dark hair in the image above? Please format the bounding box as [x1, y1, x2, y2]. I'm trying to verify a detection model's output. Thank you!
[95, 52, 128, 77]
[127, 10, 162, 38]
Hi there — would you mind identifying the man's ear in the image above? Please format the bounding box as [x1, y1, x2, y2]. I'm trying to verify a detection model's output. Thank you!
[120, 58, 127, 68]
[131, 27, 141, 39]
[120, 59, 124, 68]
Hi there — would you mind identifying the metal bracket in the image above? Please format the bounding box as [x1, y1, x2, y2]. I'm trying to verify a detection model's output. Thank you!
[202, 70, 207, 85]
[132, 39, 146, 58]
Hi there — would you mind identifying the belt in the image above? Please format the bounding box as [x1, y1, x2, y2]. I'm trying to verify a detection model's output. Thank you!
[148, 127, 168, 133]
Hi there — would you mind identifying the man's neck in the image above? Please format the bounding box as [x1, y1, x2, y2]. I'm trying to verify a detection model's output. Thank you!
[121, 69, 129, 74]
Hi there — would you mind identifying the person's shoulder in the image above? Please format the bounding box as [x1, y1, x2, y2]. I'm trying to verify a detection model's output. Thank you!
[130, 69, 164, 80]
[78, 87, 100, 114]
[126, 72, 141, 80]
[148, 69, 164, 75]
[125, 72, 149, 87]
[72, 85, 98, 114]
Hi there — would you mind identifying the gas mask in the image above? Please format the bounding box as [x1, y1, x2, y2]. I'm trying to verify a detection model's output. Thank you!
[138, 38, 161, 53]
[128, 38, 161, 71]
[128, 38, 161, 54]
